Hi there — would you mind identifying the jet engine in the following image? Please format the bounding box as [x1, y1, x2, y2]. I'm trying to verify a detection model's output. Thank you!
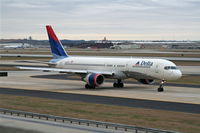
[84, 73, 104, 87]
[138, 79, 155, 84]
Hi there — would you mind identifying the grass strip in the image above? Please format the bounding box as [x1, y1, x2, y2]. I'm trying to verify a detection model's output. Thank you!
[0, 94, 199, 133]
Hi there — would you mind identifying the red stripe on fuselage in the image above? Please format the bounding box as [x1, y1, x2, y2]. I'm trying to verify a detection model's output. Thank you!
[46, 25, 59, 42]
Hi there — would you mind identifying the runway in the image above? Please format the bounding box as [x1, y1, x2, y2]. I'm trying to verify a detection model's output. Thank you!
[0, 71, 200, 103]
[0, 71, 200, 114]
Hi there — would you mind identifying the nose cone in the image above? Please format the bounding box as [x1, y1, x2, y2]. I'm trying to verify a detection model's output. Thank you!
[175, 70, 182, 80]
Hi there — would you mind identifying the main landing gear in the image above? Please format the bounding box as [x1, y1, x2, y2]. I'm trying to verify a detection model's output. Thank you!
[113, 79, 124, 88]
[85, 84, 95, 89]
[158, 80, 165, 92]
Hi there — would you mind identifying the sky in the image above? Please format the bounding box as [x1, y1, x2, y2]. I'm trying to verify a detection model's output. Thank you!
[1, 0, 200, 40]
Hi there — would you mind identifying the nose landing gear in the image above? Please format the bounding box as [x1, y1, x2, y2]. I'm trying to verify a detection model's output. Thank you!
[158, 80, 165, 92]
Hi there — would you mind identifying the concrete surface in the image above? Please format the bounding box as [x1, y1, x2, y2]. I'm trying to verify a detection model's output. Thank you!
[0, 71, 199, 104]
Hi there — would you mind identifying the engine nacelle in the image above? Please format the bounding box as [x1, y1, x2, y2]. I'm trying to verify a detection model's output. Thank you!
[84, 73, 104, 87]
[138, 79, 155, 84]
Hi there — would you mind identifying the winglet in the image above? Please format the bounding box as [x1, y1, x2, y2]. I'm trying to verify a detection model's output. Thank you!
[46, 25, 69, 59]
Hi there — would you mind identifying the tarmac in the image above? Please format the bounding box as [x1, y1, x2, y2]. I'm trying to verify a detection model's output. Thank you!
[0, 71, 199, 105]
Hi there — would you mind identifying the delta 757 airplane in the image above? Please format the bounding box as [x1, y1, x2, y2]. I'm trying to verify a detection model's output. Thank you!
[18, 25, 182, 92]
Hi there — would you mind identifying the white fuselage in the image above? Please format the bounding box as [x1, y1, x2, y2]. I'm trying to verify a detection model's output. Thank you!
[53, 56, 182, 81]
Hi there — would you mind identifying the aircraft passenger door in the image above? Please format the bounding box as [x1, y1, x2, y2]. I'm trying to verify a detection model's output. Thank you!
[126, 61, 132, 72]
[155, 64, 159, 73]
[155, 63, 164, 78]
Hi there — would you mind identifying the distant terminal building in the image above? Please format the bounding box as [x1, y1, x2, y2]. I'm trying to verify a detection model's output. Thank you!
[134, 41, 200, 49]
[110, 41, 200, 49]
[110, 43, 141, 49]
[80, 37, 113, 48]
[0, 43, 32, 49]
[95, 37, 112, 44]
[170, 43, 200, 49]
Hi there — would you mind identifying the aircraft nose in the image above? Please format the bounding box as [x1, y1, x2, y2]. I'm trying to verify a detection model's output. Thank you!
[176, 70, 182, 79]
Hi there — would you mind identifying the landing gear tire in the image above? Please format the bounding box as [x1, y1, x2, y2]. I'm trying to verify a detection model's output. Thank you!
[119, 83, 124, 88]
[157, 80, 165, 92]
[113, 79, 124, 88]
[158, 87, 164, 92]
[113, 83, 118, 88]
[85, 84, 95, 89]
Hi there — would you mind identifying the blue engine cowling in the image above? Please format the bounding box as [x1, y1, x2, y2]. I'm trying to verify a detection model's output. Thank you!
[138, 79, 155, 84]
[85, 73, 104, 87]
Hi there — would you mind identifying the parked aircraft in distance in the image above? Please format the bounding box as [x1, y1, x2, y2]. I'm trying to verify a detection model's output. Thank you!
[18, 25, 182, 92]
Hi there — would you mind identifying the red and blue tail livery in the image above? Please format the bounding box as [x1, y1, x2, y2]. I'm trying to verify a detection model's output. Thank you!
[46, 25, 69, 59]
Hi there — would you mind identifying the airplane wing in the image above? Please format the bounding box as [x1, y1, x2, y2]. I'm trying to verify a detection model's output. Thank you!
[17, 66, 113, 76]
[0, 54, 51, 58]
[16, 60, 49, 64]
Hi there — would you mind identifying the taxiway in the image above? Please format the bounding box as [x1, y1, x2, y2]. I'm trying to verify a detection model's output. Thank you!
[0, 71, 199, 106]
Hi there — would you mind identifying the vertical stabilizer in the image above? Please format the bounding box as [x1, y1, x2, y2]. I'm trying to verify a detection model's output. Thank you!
[46, 25, 69, 59]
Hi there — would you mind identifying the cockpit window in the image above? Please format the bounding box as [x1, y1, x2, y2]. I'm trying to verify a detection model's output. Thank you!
[164, 66, 178, 70]
[171, 66, 177, 69]
[164, 66, 170, 70]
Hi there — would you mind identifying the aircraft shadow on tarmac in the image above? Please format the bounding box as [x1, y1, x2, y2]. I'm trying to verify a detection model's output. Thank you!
[30, 73, 144, 85]
[30, 74, 153, 91]
[30, 74, 199, 89]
